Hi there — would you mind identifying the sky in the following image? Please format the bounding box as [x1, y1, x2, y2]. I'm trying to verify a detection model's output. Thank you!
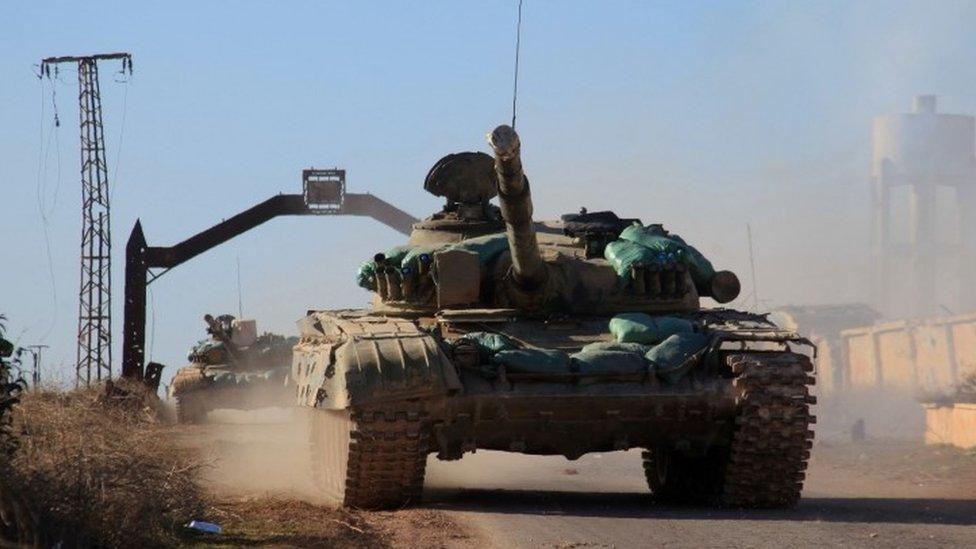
[2, 1, 976, 385]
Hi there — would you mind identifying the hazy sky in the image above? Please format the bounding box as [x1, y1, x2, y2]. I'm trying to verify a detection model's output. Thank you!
[3, 1, 976, 384]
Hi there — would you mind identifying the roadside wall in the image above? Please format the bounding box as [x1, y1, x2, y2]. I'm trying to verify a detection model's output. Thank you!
[924, 403, 976, 448]
[816, 313, 976, 396]
[812, 312, 976, 440]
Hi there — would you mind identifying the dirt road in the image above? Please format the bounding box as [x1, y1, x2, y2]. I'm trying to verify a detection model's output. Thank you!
[426, 443, 976, 548]
[185, 409, 976, 548]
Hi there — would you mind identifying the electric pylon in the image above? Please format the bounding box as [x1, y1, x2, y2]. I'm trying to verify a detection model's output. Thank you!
[41, 53, 132, 386]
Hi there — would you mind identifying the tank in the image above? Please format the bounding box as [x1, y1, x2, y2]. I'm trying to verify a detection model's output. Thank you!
[169, 314, 296, 423]
[293, 125, 816, 509]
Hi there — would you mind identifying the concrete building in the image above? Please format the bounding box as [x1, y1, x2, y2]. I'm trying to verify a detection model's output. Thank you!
[872, 95, 976, 318]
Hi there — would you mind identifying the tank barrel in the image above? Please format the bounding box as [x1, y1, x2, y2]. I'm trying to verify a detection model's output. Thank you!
[487, 125, 548, 289]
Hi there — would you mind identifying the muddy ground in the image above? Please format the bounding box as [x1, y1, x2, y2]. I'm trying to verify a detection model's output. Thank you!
[175, 408, 976, 548]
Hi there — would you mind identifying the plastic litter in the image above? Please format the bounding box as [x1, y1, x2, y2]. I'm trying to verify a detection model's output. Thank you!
[186, 520, 222, 535]
[609, 313, 694, 345]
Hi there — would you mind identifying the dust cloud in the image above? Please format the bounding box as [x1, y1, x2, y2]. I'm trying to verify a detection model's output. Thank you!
[178, 405, 324, 503]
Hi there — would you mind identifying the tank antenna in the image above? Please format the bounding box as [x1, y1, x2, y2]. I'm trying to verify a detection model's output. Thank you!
[236, 255, 244, 318]
[511, 0, 524, 129]
[747, 223, 760, 311]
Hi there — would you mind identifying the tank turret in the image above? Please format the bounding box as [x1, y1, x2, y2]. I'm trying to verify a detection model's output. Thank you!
[487, 125, 548, 290]
[360, 125, 741, 315]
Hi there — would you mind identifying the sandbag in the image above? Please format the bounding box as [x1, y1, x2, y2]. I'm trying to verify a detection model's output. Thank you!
[571, 350, 648, 376]
[457, 331, 518, 360]
[358, 235, 508, 290]
[356, 261, 377, 290]
[491, 349, 570, 375]
[400, 245, 444, 270]
[603, 240, 659, 277]
[619, 224, 716, 290]
[379, 245, 415, 266]
[609, 313, 694, 345]
[580, 341, 652, 355]
[446, 233, 510, 263]
[645, 332, 710, 384]
[356, 244, 414, 290]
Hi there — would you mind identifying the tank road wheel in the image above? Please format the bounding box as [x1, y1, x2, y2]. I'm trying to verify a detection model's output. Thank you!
[641, 446, 726, 504]
[175, 392, 210, 424]
[309, 408, 429, 509]
[642, 352, 814, 508]
[721, 352, 816, 508]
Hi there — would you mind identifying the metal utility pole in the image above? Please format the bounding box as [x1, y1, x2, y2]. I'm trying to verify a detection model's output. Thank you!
[23, 345, 48, 388]
[41, 53, 132, 386]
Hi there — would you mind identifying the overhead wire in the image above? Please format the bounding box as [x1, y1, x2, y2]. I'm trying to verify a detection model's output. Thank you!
[33, 69, 62, 343]
[110, 70, 130, 202]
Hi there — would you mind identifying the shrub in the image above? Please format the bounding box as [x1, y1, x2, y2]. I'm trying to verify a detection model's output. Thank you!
[1, 381, 204, 547]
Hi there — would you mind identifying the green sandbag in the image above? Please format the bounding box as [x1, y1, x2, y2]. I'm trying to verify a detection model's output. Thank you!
[580, 341, 652, 355]
[446, 233, 510, 263]
[645, 332, 710, 384]
[457, 331, 518, 360]
[604, 240, 659, 277]
[357, 245, 415, 289]
[491, 349, 570, 375]
[380, 245, 415, 266]
[356, 261, 377, 290]
[571, 350, 648, 376]
[609, 313, 694, 345]
[619, 224, 716, 290]
[400, 245, 444, 270]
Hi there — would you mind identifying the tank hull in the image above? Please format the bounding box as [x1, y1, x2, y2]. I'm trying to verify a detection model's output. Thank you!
[170, 363, 293, 423]
[430, 385, 736, 460]
[293, 308, 815, 509]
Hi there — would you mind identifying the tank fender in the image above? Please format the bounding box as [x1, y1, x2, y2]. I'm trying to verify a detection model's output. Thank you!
[169, 363, 210, 398]
[293, 311, 461, 409]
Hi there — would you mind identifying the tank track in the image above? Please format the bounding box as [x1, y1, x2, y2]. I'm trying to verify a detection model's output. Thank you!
[310, 407, 429, 509]
[722, 351, 815, 507]
[642, 351, 815, 508]
[641, 446, 726, 504]
[175, 392, 209, 424]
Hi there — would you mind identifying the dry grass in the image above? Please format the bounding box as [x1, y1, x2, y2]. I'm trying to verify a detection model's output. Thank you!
[0, 380, 205, 547]
[956, 371, 976, 402]
[190, 497, 470, 548]
[196, 497, 384, 547]
[0, 381, 471, 547]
